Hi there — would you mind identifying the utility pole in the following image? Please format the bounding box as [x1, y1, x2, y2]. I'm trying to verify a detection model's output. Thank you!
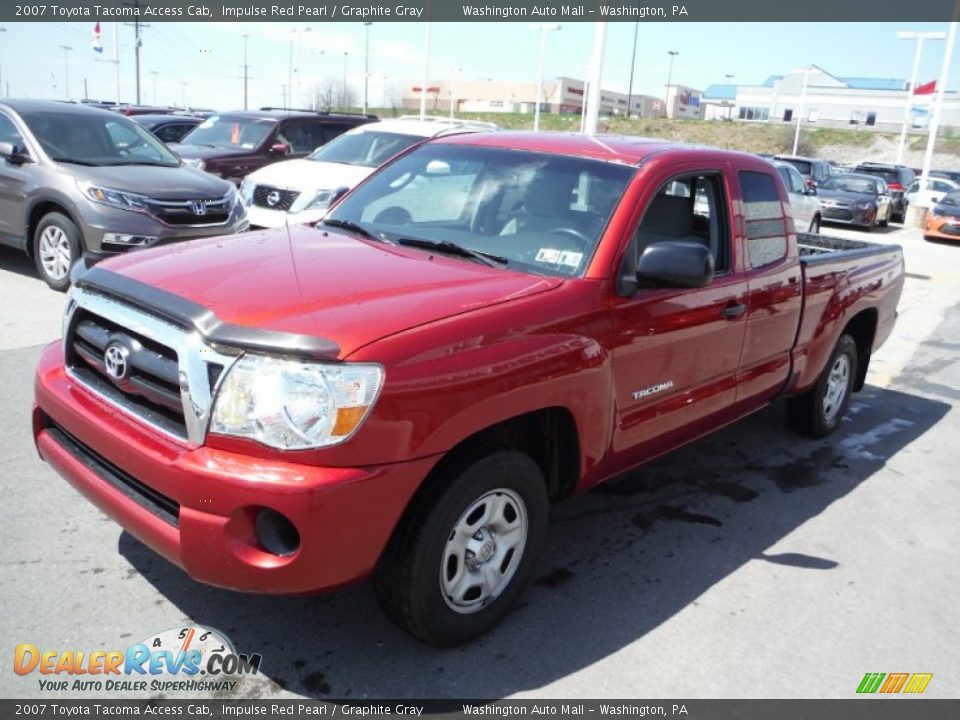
[242, 33, 250, 110]
[363, 22, 372, 114]
[58, 45, 73, 99]
[123, 1, 149, 105]
[626, 22, 639, 118]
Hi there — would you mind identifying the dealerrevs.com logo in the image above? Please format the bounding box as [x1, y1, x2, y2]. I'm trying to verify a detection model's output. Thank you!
[14, 626, 262, 694]
[857, 672, 933, 695]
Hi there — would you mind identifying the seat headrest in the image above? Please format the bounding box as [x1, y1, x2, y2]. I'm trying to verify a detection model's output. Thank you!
[640, 193, 693, 236]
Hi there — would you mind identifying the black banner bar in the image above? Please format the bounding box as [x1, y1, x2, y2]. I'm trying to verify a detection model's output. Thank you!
[2, 700, 959, 719]
[1, 0, 960, 23]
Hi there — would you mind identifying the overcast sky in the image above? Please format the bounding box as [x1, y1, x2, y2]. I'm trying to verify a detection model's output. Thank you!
[0, 21, 956, 109]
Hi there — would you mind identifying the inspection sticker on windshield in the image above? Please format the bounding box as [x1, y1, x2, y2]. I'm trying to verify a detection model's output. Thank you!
[535, 248, 583, 268]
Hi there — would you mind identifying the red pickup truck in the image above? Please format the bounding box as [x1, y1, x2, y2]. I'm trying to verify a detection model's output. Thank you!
[34, 133, 904, 646]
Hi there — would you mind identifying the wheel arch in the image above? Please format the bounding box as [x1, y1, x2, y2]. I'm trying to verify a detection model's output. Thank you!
[25, 199, 83, 259]
[842, 308, 878, 391]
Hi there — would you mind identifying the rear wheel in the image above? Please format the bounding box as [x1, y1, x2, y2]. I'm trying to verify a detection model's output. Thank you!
[787, 334, 858, 438]
[33, 212, 81, 292]
[375, 450, 549, 647]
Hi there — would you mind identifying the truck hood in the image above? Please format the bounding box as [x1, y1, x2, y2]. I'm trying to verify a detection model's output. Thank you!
[58, 163, 233, 200]
[247, 158, 373, 193]
[99, 226, 561, 358]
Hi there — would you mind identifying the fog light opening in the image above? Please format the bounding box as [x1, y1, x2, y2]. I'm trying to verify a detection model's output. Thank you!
[254, 508, 301, 557]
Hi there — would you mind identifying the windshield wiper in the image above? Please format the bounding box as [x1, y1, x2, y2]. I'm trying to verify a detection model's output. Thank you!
[396, 238, 507, 267]
[102, 161, 177, 167]
[319, 219, 389, 243]
[51, 158, 100, 167]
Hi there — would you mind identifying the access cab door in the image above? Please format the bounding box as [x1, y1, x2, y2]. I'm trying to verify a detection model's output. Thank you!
[606, 164, 749, 471]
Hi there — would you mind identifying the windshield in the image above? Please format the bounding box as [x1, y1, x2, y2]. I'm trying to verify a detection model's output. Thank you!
[780, 158, 812, 176]
[326, 144, 634, 278]
[938, 191, 960, 206]
[856, 167, 899, 184]
[822, 176, 881, 195]
[19, 109, 179, 167]
[180, 115, 274, 149]
[309, 130, 425, 168]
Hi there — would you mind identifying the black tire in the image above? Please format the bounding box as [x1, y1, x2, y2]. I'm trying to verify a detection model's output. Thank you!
[33, 212, 82, 292]
[787, 334, 858, 438]
[808, 216, 821, 234]
[375, 450, 549, 647]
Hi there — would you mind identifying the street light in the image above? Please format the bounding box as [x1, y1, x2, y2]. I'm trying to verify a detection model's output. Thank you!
[530, 23, 561, 131]
[896, 30, 946, 165]
[287, 27, 310, 109]
[363, 22, 372, 114]
[724, 73, 734, 120]
[58, 45, 73, 100]
[665, 50, 678, 118]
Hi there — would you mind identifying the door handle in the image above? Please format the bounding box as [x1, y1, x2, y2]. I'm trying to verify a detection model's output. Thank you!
[721, 302, 747, 319]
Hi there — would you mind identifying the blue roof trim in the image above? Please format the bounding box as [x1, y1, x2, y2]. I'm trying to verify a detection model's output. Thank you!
[703, 84, 737, 100]
[838, 77, 907, 91]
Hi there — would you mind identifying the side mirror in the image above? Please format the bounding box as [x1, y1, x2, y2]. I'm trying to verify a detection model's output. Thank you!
[637, 241, 714, 289]
[269, 142, 290, 156]
[0, 141, 31, 165]
[805, 185, 818, 196]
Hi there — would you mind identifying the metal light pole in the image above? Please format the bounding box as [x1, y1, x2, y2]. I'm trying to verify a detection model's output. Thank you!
[664, 50, 678, 118]
[419, 22, 431, 121]
[363, 22, 372, 114]
[724, 73, 734, 119]
[0, 27, 6, 98]
[896, 30, 946, 165]
[792, 67, 811, 155]
[920, 21, 958, 181]
[58, 45, 73, 100]
[530, 23, 561, 131]
[584, 22, 607, 136]
[242, 33, 250, 110]
[626, 22, 639, 118]
[342, 51, 348, 110]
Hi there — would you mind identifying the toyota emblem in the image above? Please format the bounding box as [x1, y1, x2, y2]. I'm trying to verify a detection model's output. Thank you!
[266, 191, 281, 207]
[190, 201, 208, 216]
[103, 343, 130, 381]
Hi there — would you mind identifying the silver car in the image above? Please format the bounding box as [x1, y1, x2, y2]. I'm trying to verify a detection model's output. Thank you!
[0, 100, 247, 290]
[773, 160, 823, 234]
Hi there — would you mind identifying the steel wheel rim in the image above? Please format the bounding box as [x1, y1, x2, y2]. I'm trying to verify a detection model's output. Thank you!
[440, 488, 528, 614]
[823, 354, 851, 422]
[38, 227, 72, 280]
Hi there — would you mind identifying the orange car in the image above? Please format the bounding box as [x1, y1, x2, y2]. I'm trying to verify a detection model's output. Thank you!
[924, 192, 960, 241]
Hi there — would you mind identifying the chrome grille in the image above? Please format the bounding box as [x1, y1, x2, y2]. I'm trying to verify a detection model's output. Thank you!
[253, 185, 300, 211]
[64, 289, 239, 446]
[144, 196, 232, 227]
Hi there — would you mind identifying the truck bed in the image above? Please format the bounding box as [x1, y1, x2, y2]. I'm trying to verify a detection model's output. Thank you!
[796, 232, 901, 264]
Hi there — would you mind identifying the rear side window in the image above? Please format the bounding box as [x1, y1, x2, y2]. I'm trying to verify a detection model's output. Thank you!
[322, 123, 357, 144]
[739, 171, 788, 269]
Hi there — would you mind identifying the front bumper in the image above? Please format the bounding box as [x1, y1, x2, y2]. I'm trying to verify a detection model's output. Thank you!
[246, 204, 327, 230]
[821, 205, 875, 227]
[924, 214, 960, 241]
[34, 341, 434, 594]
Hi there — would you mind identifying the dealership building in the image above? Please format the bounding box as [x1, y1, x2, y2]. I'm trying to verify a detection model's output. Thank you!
[702, 66, 960, 131]
[401, 77, 704, 120]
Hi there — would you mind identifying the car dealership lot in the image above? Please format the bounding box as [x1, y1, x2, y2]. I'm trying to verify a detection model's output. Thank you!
[1, 223, 958, 699]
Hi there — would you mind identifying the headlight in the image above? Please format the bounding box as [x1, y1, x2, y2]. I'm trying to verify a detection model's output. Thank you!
[290, 189, 337, 214]
[239, 177, 255, 205]
[853, 201, 873, 210]
[210, 354, 384, 450]
[183, 158, 206, 171]
[77, 180, 149, 213]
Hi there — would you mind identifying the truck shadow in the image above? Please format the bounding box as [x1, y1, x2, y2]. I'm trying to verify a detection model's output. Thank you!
[119, 384, 947, 700]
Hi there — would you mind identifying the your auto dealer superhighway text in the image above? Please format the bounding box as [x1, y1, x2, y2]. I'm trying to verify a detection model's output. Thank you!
[222, 5, 425, 18]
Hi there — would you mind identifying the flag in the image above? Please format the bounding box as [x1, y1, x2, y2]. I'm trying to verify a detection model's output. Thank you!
[92, 22, 103, 54]
[913, 79, 936, 95]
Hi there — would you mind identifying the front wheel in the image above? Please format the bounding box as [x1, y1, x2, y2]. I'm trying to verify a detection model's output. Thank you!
[33, 212, 82, 292]
[786, 334, 858, 438]
[375, 450, 549, 646]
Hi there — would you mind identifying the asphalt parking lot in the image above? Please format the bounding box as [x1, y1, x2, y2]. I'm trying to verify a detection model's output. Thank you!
[1, 221, 957, 700]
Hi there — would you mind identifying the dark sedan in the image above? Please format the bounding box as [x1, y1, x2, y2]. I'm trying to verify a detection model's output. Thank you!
[131, 114, 203, 144]
[817, 174, 892, 231]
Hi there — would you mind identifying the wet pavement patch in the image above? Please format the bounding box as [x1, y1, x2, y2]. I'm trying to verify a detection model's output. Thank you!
[702, 480, 760, 503]
[303, 671, 331, 695]
[536, 567, 575, 588]
[771, 446, 842, 493]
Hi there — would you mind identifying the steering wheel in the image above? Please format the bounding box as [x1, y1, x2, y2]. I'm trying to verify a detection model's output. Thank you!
[547, 227, 592, 253]
[373, 206, 413, 225]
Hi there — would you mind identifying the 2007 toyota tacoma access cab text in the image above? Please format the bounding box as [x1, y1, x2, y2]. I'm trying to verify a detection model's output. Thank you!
[33, 133, 904, 646]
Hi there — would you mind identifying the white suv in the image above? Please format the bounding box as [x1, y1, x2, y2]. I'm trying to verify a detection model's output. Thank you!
[240, 117, 496, 228]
